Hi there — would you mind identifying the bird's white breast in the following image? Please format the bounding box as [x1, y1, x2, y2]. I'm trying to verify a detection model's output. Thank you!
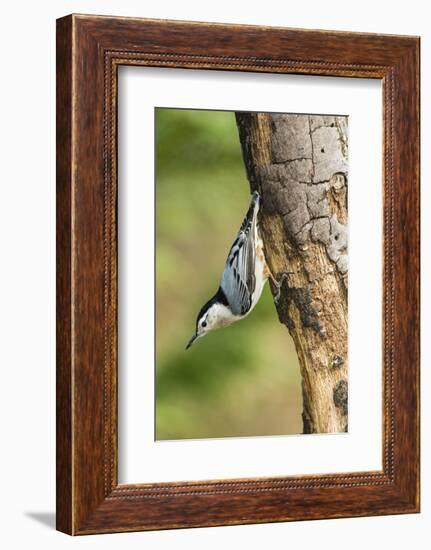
[209, 302, 240, 330]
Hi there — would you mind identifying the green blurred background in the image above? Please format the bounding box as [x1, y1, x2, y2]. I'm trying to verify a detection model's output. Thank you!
[155, 108, 302, 440]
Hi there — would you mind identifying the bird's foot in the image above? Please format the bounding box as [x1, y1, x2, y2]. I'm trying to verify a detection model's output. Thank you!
[270, 272, 290, 304]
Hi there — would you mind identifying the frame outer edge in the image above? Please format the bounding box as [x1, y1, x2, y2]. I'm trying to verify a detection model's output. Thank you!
[393, 38, 420, 511]
[57, 14, 421, 535]
[56, 14, 74, 535]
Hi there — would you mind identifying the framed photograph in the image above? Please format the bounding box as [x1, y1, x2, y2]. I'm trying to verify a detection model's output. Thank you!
[56, 14, 420, 534]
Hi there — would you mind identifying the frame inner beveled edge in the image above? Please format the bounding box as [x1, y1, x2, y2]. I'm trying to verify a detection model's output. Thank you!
[103, 51, 395, 498]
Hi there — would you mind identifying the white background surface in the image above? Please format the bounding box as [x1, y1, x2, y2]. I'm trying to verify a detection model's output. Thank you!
[0, 0, 428, 548]
[118, 67, 382, 483]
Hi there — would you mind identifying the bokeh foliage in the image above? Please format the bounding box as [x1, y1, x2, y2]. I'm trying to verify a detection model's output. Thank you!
[155, 108, 302, 439]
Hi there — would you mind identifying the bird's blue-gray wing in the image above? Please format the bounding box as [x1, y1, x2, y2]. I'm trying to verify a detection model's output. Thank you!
[220, 195, 259, 316]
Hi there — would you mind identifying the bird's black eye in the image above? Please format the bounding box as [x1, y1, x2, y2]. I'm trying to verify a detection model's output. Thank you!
[202, 321, 207, 328]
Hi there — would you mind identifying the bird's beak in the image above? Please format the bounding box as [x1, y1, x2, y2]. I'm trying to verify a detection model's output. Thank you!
[185, 333, 198, 350]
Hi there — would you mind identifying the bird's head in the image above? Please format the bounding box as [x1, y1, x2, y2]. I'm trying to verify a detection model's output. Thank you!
[186, 290, 235, 350]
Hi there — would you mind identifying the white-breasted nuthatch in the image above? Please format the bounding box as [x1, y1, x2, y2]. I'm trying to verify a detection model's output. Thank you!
[186, 191, 287, 349]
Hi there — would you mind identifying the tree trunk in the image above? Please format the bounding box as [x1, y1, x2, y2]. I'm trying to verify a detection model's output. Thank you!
[236, 113, 348, 434]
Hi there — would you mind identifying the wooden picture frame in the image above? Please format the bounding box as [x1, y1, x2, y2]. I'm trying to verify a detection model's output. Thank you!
[56, 14, 420, 535]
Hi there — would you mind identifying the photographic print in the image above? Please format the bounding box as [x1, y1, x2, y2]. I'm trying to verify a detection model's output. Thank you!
[155, 108, 348, 440]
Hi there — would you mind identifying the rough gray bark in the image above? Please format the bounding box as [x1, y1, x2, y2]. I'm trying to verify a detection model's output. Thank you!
[236, 113, 348, 434]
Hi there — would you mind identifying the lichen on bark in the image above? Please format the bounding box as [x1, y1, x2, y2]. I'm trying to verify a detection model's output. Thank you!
[236, 112, 348, 434]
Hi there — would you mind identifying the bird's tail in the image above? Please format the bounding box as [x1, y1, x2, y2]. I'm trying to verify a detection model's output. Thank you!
[251, 190, 260, 207]
[250, 190, 260, 223]
[240, 191, 260, 232]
